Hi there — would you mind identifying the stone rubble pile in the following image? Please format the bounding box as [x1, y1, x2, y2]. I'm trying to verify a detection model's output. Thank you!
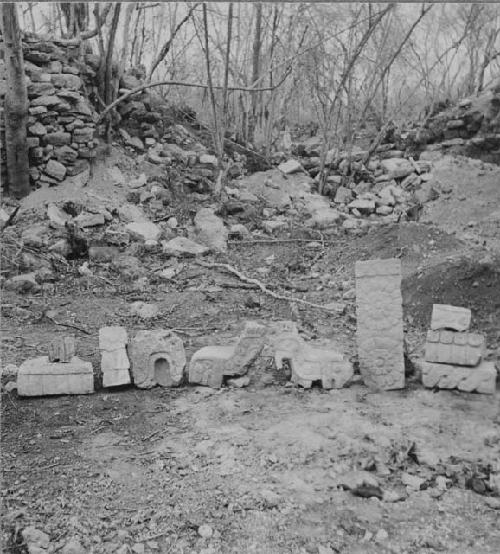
[420, 304, 496, 394]
[0, 34, 98, 187]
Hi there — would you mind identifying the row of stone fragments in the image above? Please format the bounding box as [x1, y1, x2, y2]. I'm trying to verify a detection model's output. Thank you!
[15, 321, 355, 396]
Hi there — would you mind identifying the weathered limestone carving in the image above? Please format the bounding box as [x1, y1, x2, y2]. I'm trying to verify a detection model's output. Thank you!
[424, 330, 485, 367]
[355, 258, 405, 391]
[48, 336, 75, 362]
[430, 304, 471, 332]
[129, 330, 186, 388]
[421, 360, 496, 394]
[17, 356, 93, 396]
[188, 321, 267, 387]
[271, 321, 353, 389]
[99, 326, 131, 387]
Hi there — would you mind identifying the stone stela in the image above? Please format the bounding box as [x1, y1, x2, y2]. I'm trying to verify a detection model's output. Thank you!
[355, 258, 405, 391]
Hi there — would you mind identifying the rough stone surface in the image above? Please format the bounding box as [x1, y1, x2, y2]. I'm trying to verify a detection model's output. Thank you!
[74, 212, 105, 227]
[162, 236, 209, 257]
[193, 208, 228, 252]
[334, 187, 353, 203]
[126, 221, 161, 242]
[424, 330, 485, 367]
[129, 301, 159, 319]
[355, 258, 405, 391]
[99, 326, 130, 387]
[45, 159, 67, 180]
[278, 159, 303, 174]
[189, 321, 267, 387]
[47, 203, 70, 227]
[380, 158, 414, 179]
[17, 356, 94, 396]
[272, 321, 353, 389]
[129, 330, 186, 388]
[48, 336, 75, 362]
[430, 304, 471, 332]
[421, 360, 496, 394]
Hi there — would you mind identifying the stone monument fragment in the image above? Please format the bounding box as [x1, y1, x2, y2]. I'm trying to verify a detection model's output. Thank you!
[424, 330, 485, 367]
[430, 304, 471, 332]
[421, 360, 496, 394]
[129, 330, 186, 388]
[271, 321, 353, 389]
[99, 326, 131, 387]
[189, 321, 267, 387]
[17, 356, 93, 396]
[48, 336, 75, 362]
[355, 258, 405, 391]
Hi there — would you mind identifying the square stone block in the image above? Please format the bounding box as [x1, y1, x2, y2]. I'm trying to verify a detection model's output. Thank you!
[99, 326, 128, 350]
[425, 330, 485, 366]
[421, 360, 496, 394]
[355, 258, 405, 391]
[129, 330, 186, 388]
[48, 336, 75, 362]
[17, 356, 94, 396]
[430, 304, 471, 332]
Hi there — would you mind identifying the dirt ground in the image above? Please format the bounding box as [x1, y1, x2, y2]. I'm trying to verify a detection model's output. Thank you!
[1, 153, 500, 553]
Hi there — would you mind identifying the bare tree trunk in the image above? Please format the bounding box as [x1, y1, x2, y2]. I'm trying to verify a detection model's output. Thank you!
[120, 2, 136, 71]
[1, 3, 30, 198]
[222, 3, 234, 130]
[202, 3, 223, 193]
[248, 2, 262, 144]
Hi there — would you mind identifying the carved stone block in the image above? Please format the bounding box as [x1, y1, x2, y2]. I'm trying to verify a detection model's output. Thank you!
[421, 360, 496, 394]
[188, 321, 267, 387]
[129, 330, 186, 388]
[17, 356, 94, 396]
[430, 304, 471, 332]
[48, 336, 75, 362]
[99, 326, 131, 387]
[355, 258, 405, 391]
[272, 322, 353, 389]
[424, 330, 485, 367]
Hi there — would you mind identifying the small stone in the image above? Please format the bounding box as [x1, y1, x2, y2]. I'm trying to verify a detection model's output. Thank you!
[199, 153, 218, 166]
[47, 203, 70, 227]
[44, 131, 71, 145]
[29, 122, 47, 136]
[401, 472, 425, 490]
[48, 336, 75, 362]
[262, 219, 287, 234]
[333, 187, 353, 203]
[88, 246, 119, 263]
[193, 208, 228, 252]
[45, 159, 67, 181]
[227, 376, 250, 388]
[5, 273, 39, 293]
[348, 199, 375, 213]
[126, 221, 161, 242]
[3, 381, 17, 393]
[129, 173, 147, 189]
[374, 529, 389, 542]
[21, 527, 50, 550]
[74, 213, 105, 227]
[131, 544, 145, 554]
[129, 301, 159, 319]
[49, 239, 71, 257]
[126, 136, 144, 151]
[162, 237, 209, 257]
[198, 524, 213, 539]
[278, 159, 303, 174]
[61, 538, 86, 554]
[261, 489, 280, 507]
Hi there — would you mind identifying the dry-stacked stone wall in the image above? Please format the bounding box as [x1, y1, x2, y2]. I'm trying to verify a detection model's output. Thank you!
[0, 33, 99, 189]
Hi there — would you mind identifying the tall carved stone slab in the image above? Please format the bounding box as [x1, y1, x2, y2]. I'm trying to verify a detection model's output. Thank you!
[129, 330, 186, 388]
[355, 258, 405, 391]
[99, 326, 131, 387]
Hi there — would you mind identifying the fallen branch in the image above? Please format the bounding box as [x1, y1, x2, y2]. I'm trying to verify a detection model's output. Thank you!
[42, 313, 91, 335]
[97, 72, 289, 123]
[196, 261, 336, 312]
